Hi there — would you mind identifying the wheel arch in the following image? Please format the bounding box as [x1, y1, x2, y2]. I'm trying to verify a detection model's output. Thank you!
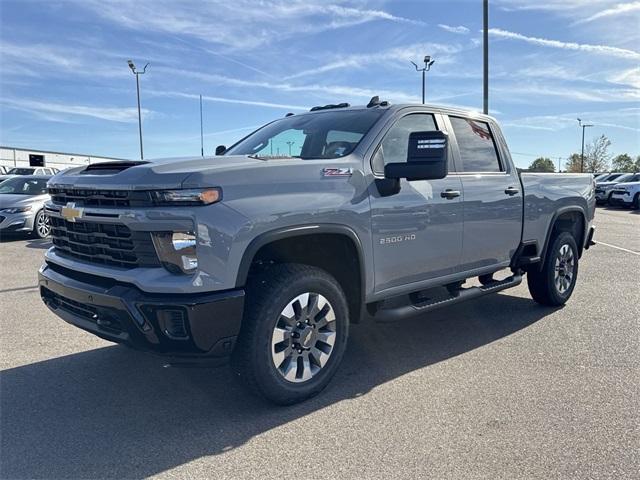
[538, 207, 587, 270]
[235, 224, 366, 322]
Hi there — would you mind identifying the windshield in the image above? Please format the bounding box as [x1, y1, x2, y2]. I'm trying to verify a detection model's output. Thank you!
[613, 173, 633, 183]
[225, 109, 385, 159]
[0, 177, 49, 195]
[7, 168, 36, 175]
[620, 173, 640, 183]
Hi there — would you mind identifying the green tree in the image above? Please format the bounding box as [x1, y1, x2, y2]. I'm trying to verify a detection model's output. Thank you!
[528, 157, 555, 172]
[583, 134, 611, 173]
[564, 153, 583, 173]
[611, 153, 640, 172]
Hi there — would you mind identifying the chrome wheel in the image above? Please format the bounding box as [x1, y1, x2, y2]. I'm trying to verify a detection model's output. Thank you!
[554, 243, 575, 294]
[271, 292, 337, 383]
[36, 212, 50, 238]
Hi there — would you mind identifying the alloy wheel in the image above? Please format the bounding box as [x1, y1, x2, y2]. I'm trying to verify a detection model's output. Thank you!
[554, 244, 575, 294]
[271, 292, 337, 383]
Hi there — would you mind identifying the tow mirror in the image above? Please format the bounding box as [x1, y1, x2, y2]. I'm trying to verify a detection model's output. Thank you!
[215, 145, 226, 155]
[384, 130, 448, 181]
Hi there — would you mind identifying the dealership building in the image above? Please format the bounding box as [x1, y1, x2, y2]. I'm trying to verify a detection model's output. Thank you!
[0, 146, 124, 171]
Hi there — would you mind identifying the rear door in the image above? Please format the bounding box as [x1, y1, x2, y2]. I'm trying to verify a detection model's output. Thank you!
[445, 115, 522, 272]
[369, 111, 464, 294]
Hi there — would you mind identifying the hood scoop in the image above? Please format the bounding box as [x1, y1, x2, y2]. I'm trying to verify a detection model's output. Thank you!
[80, 161, 149, 175]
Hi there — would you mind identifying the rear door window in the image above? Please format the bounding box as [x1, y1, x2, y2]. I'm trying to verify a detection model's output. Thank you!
[449, 117, 502, 172]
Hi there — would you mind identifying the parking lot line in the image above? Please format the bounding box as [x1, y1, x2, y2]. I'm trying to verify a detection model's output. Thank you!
[596, 241, 640, 256]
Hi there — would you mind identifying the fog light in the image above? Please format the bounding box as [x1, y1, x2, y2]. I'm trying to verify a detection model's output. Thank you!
[152, 231, 198, 274]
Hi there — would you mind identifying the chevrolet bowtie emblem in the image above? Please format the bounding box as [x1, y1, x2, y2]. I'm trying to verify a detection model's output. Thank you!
[61, 202, 84, 222]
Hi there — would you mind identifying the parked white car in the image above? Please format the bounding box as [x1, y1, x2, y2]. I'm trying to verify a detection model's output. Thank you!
[595, 172, 635, 205]
[609, 173, 640, 209]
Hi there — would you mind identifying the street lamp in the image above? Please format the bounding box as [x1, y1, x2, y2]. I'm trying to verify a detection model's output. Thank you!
[127, 60, 149, 160]
[410, 55, 435, 104]
[577, 118, 593, 173]
[286, 140, 295, 156]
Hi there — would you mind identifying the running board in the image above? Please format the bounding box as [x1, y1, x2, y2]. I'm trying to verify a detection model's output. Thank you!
[373, 274, 523, 323]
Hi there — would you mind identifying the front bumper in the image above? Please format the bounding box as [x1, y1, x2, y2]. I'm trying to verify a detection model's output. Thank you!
[0, 211, 35, 233]
[608, 194, 632, 206]
[39, 262, 244, 357]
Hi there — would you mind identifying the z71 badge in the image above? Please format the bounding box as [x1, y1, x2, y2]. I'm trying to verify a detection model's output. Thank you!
[322, 167, 353, 177]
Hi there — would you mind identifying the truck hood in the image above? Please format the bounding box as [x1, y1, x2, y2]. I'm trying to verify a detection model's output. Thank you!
[0, 193, 48, 208]
[47, 155, 265, 190]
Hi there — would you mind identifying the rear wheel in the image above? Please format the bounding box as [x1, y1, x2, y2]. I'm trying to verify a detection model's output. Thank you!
[527, 231, 579, 306]
[33, 210, 50, 239]
[232, 263, 349, 405]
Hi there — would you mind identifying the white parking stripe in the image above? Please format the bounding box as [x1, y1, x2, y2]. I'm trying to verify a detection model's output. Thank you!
[596, 241, 640, 256]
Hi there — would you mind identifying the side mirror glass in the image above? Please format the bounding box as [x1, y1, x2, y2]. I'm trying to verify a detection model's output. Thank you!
[384, 131, 448, 181]
[215, 145, 226, 155]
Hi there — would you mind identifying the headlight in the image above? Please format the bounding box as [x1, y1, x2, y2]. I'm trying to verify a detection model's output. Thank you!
[0, 206, 32, 214]
[151, 232, 198, 274]
[150, 188, 221, 206]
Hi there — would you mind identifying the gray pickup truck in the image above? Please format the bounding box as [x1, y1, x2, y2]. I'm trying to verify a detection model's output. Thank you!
[39, 99, 596, 404]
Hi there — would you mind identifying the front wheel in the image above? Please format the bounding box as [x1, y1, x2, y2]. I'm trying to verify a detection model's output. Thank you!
[231, 264, 349, 405]
[33, 210, 51, 239]
[632, 193, 640, 210]
[527, 231, 579, 306]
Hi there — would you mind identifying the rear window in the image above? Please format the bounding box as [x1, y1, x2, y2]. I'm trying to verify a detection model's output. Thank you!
[450, 117, 502, 172]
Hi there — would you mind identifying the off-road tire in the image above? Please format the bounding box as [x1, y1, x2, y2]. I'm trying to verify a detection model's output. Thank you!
[527, 231, 579, 306]
[231, 263, 349, 405]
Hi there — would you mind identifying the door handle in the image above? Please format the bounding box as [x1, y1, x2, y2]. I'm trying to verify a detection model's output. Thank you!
[440, 189, 461, 199]
[504, 186, 519, 196]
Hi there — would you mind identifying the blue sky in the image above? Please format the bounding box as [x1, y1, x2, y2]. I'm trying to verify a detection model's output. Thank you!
[1, 0, 638, 168]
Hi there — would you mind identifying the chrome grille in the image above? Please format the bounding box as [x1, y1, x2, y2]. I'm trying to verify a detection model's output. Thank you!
[49, 217, 160, 268]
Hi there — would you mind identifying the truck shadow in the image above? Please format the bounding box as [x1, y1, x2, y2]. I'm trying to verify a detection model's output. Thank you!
[2, 293, 555, 479]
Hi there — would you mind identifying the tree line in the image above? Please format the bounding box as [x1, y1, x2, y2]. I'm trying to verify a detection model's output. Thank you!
[526, 134, 640, 173]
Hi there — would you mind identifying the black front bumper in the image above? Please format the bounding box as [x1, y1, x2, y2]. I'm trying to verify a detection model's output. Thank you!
[39, 262, 244, 357]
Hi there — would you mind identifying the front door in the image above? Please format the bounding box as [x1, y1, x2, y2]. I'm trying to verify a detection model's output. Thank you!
[446, 116, 522, 271]
[369, 112, 464, 295]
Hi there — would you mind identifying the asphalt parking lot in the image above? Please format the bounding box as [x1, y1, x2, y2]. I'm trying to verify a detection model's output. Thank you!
[1, 207, 638, 480]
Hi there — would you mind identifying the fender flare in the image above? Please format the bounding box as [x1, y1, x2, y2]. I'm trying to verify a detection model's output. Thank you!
[235, 223, 366, 291]
[538, 206, 587, 269]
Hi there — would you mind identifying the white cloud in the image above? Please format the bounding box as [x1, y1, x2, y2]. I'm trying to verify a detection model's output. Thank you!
[607, 67, 640, 89]
[284, 42, 463, 80]
[574, 1, 640, 24]
[153, 66, 422, 103]
[489, 28, 640, 60]
[1, 98, 152, 123]
[503, 108, 640, 132]
[438, 24, 470, 34]
[74, 0, 420, 50]
[150, 91, 309, 111]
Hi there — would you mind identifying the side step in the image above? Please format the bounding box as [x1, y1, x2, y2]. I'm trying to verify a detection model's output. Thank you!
[373, 273, 523, 323]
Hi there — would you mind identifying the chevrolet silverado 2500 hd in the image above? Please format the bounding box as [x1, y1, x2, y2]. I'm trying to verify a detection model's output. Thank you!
[39, 100, 596, 404]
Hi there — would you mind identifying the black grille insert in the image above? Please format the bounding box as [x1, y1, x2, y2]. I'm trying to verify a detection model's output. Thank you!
[41, 287, 124, 334]
[50, 217, 160, 268]
[49, 188, 152, 208]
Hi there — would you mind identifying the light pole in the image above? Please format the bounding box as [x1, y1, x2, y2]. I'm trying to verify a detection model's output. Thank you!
[410, 55, 435, 104]
[199, 95, 204, 157]
[127, 60, 148, 160]
[286, 141, 295, 156]
[577, 118, 593, 173]
[483, 0, 489, 114]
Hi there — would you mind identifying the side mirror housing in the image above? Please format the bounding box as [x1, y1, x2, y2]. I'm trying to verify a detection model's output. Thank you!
[384, 131, 448, 181]
[215, 145, 226, 156]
